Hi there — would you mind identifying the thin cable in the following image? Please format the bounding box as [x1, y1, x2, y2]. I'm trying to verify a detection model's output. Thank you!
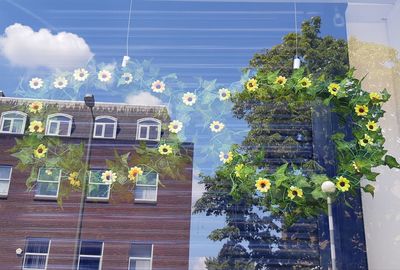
[126, 0, 134, 56]
[294, 0, 298, 57]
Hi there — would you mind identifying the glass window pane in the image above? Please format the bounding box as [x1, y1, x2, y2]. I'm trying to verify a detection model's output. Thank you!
[97, 117, 115, 123]
[130, 244, 152, 258]
[48, 122, 58, 134]
[89, 171, 103, 184]
[78, 257, 100, 270]
[80, 241, 103, 256]
[0, 180, 10, 195]
[135, 186, 157, 201]
[139, 126, 147, 139]
[148, 126, 159, 140]
[129, 259, 151, 270]
[37, 182, 58, 197]
[0, 166, 11, 179]
[58, 121, 70, 135]
[12, 119, 24, 133]
[24, 254, 47, 269]
[103, 124, 115, 138]
[2, 119, 11, 131]
[137, 172, 157, 185]
[94, 124, 103, 137]
[38, 168, 60, 182]
[26, 238, 50, 253]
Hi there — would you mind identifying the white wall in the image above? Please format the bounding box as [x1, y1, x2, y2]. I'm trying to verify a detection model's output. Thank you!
[346, 1, 400, 269]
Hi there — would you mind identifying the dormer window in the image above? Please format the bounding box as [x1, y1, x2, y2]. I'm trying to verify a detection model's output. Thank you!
[0, 111, 27, 134]
[136, 118, 161, 141]
[45, 113, 73, 137]
[93, 116, 117, 139]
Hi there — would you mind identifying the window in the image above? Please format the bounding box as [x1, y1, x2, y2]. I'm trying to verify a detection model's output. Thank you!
[134, 171, 158, 203]
[93, 116, 117, 139]
[0, 166, 12, 197]
[78, 241, 103, 270]
[45, 113, 73, 136]
[23, 238, 50, 270]
[35, 168, 61, 199]
[87, 170, 110, 201]
[128, 243, 153, 270]
[136, 118, 161, 141]
[0, 111, 27, 134]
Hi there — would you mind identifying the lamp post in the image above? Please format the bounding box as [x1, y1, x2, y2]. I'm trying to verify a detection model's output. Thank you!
[321, 180, 337, 270]
[72, 94, 95, 270]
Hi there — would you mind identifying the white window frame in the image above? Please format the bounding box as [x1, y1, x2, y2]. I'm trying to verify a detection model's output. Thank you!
[45, 113, 73, 137]
[136, 118, 161, 141]
[128, 244, 153, 270]
[93, 116, 117, 139]
[22, 238, 51, 270]
[0, 165, 12, 197]
[0, 111, 27, 134]
[77, 241, 104, 270]
[86, 170, 111, 202]
[35, 168, 62, 199]
[134, 172, 159, 203]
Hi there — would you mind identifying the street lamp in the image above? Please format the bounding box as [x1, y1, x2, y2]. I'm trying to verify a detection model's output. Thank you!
[72, 94, 95, 270]
[0, 91, 5, 97]
[321, 180, 337, 270]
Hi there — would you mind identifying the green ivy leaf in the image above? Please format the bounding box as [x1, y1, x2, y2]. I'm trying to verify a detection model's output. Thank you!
[274, 164, 288, 187]
[384, 155, 400, 169]
[362, 184, 375, 197]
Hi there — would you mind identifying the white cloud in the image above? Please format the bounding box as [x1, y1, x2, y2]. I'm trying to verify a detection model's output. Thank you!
[0, 23, 93, 70]
[125, 91, 163, 106]
[191, 257, 207, 270]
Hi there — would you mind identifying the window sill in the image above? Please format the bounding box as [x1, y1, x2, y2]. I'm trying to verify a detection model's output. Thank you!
[34, 195, 58, 201]
[134, 200, 157, 205]
[86, 197, 109, 203]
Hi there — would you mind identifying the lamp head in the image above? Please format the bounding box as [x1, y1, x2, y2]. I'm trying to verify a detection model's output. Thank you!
[0, 90, 5, 97]
[321, 181, 336, 194]
[84, 94, 95, 108]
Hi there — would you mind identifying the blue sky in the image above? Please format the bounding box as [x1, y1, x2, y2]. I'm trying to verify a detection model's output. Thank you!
[0, 1, 347, 269]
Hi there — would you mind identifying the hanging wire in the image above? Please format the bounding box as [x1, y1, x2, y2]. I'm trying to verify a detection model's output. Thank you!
[126, 0, 134, 57]
[294, 0, 298, 57]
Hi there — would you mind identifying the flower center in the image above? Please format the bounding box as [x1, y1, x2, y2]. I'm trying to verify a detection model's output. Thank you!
[173, 125, 178, 129]
[102, 74, 107, 78]
[34, 82, 38, 86]
[292, 191, 298, 196]
[34, 125, 39, 131]
[369, 125, 374, 129]
[363, 139, 368, 143]
[221, 93, 226, 97]
[260, 183, 266, 188]
[106, 175, 110, 180]
[302, 81, 307, 86]
[58, 81, 63, 86]
[188, 97, 192, 102]
[163, 148, 168, 152]
[80, 73, 84, 77]
[125, 76, 130, 81]
[214, 125, 220, 129]
[38, 149, 43, 153]
[156, 84, 161, 89]
[340, 182, 345, 187]
[249, 83, 253, 87]
[359, 108, 364, 113]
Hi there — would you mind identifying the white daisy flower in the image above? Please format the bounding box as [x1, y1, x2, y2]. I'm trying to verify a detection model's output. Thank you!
[101, 170, 117, 184]
[151, 80, 166, 93]
[182, 92, 197, 106]
[29, 78, 44, 90]
[53, 77, 68, 89]
[168, 120, 183, 133]
[218, 88, 231, 101]
[98, 70, 112, 82]
[73, 68, 89, 82]
[121, 72, 133, 84]
[210, 121, 225, 133]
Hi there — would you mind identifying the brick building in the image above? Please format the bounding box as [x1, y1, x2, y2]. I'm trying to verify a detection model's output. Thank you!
[0, 96, 193, 270]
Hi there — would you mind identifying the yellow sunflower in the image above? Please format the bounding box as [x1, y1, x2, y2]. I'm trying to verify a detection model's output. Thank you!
[101, 170, 117, 184]
[246, 79, 258, 92]
[28, 121, 44, 133]
[219, 151, 233, 164]
[274, 76, 287, 86]
[33, 144, 47, 158]
[128, 166, 143, 181]
[288, 186, 303, 200]
[352, 161, 361, 173]
[234, 164, 244, 177]
[369, 92, 381, 102]
[68, 172, 81, 188]
[366, 121, 378, 131]
[328, 83, 341, 96]
[298, 77, 312, 88]
[336, 176, 350, 192]
[355, 104, 368, 116]
[28, 101, 43, 114]
[158, 144, 173, 155]
[359, 134, 374, 147]
[255, 178, 271, 193]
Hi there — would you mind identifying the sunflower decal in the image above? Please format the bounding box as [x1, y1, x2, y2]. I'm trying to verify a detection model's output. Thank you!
[158, 144, 173, 155]
[151, 80, 166, 93]
[274, 76, 287, 86]
[182, 92, 197, 106]
[219, 151, 233, 164]
[298, 77, 312, 88]
[98, 70, 112, 82]
[328, 83, 341, 96]
[29, 121, 44, 133]
[28, 101, 43, 114]
[359, 134, 374, 147]
[218, 88, 231, 101]
[234, 164, 244, 177]
[210, 121, 225, 133]
[34, 144, 48, 158]
[255, 178, 271, 193]
[29, 77, 44, 90]
[246, 78, 258, 92]
[73, 68, 89, 82]
[168, 120, 183, 133]
[355, 105, 368, 116]
[369, 92, 381, 102]
[352, 161, 361, 173]
[288, 186, 303, 200]
[68, 172, 81, 188]
[121, 72, 133, 85]
[366, 121, 378, 131]
[336, 176, 350, 192]
[53, 77, 68, 89]
[128, 166, 143, 181]
[101, 170, 117, 184]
